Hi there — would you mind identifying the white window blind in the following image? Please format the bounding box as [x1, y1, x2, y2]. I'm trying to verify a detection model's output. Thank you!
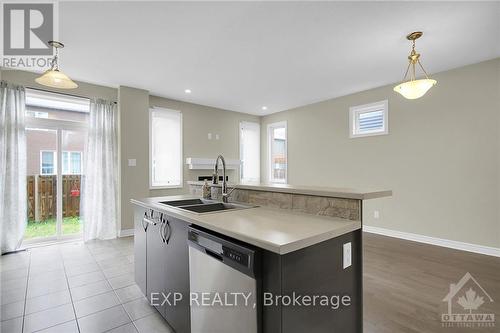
[349, 100, 388, 138]
[150, 108, 183, 188]
[239, 121, 260, 183]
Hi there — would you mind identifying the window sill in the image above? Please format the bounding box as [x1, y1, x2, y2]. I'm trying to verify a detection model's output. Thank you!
[350, 130, 388, 139]
[150, 185, 184, 190]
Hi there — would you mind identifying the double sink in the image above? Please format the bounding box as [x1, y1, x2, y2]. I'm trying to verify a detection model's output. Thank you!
[159, 198, 257, 214]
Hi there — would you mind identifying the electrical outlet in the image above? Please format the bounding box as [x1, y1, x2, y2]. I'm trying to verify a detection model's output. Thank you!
[343, 242, 352, 269]
[374, 210, 380, 219]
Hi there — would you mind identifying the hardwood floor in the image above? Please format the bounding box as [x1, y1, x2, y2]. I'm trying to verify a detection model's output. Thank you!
[363, 232, 500, 333]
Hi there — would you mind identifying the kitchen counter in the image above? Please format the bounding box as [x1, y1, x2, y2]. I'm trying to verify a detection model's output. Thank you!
[131, 195, 360, 254]
[187, 181, 392, 200]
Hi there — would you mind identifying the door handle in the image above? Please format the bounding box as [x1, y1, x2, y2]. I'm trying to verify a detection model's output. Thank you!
[164, 220, 172, 244]
[159, 219, 166, 242]
[142, 212, 155, 231]
[143, 217, 157, 226]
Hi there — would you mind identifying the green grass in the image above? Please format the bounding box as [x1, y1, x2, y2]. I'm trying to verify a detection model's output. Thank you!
[25, 216, 82, 239]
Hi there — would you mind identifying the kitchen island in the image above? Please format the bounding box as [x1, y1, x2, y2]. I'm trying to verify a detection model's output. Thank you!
[131, 185, 391, 333]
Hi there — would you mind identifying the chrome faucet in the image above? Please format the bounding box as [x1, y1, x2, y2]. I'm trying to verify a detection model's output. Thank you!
[213, 155, 232, 203]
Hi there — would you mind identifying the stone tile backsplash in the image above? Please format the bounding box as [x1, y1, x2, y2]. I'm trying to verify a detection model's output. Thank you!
[189, 184, 361, 221]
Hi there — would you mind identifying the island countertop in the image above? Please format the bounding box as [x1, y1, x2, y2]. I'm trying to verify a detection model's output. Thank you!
[187, 181, 392, 200]
[131, 195, 361, 254]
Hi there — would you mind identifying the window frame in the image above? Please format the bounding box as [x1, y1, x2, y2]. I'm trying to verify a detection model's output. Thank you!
[349, 100, 388, 138]
[239, 121, 261, 183]
[267, 121, 288, 184]
[149, 107, 183, 189]
[40, 150, 57, 175]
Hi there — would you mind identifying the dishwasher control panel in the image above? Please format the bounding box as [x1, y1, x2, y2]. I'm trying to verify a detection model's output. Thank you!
[222, 246, 248, 267]
[188, 226, 258, 277]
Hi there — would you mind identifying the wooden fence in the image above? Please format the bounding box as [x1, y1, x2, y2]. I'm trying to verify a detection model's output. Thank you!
[27, 175, 81, 221]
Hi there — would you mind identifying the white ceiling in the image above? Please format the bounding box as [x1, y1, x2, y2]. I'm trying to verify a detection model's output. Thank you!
[57, 1, 500, 115]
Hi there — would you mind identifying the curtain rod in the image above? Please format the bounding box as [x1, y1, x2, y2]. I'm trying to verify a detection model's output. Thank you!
[26, 86, 118, 104]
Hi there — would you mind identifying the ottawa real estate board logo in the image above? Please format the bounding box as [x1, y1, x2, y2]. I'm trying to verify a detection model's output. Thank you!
[1, 2, 56, 70]
[441, 272, 495, 329]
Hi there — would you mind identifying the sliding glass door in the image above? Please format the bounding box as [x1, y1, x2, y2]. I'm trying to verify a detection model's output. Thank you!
[61, 129, 86, 237]
[26, 128, 58, 239]
[24, 89, 89, 244]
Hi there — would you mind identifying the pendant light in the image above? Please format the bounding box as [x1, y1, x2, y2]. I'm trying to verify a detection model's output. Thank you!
[35, 41, 78, 89]
[393, 32, 436, 99]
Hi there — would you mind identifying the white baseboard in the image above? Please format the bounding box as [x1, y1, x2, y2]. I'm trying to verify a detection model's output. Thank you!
[119, 229, 134, 238]
[362, 225, 500, 258]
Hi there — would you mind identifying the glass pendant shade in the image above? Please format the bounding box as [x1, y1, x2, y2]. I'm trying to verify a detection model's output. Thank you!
[35, 69, 78, 89]
[393, 78, 436, 99]
[394, 32, 437, 99]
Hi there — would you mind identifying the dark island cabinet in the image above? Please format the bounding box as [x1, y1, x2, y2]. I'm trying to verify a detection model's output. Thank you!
[134, 205, 362, 333]
[133, 207, 148, 295]
[262, 230, 362, 333]
[134, 207, 191, 333]
[162, 216, 190, 333]
[146, 212, 168, 313]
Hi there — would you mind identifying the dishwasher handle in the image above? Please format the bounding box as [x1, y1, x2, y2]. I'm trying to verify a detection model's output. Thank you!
[204, 249, 223, 261]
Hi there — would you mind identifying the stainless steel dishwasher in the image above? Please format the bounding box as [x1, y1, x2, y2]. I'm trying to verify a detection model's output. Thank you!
[188, 226, 260, 333]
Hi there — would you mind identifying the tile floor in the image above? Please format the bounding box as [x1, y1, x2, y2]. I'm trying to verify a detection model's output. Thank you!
[0, 237, 173, 333]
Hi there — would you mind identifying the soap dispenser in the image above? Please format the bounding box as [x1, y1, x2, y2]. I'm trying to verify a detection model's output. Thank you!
[202, 179, 211, 199]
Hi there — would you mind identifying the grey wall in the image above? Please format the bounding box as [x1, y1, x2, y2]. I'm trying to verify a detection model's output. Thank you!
[261, 58, 500, 248]
[149, 95, 259, 195]
[118, 86, 150, 232]
[118, 90, 259, 231]
[4, 59, 500, 248]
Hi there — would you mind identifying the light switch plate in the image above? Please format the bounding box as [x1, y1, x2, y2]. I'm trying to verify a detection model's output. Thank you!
[208, 133, 212, 140]
[128, 159, 136, 167]
[343, 242, 352, 269]
[374, 210, 380, 219]
[215, 134, 220, 140]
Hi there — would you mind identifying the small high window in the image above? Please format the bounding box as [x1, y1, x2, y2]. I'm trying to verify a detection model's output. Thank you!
[349, 100, 388, 138]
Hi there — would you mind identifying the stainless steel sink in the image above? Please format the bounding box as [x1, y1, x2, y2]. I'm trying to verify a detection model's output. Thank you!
[158, 199, 257, 215]
[159, 198, 208, 207]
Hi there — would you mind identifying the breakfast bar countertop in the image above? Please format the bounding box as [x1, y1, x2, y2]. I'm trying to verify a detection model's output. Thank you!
[187, 181, 392, 200]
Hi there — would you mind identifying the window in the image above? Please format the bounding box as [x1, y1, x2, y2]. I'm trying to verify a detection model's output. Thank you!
[62, 151, 82, 175]
[40, 151, 83, 175]
[268, 121, 287, 183]
[150, 108, 183, 188]
[349, 100, 388, 138]
[40, 151, 56, 175]
[239, 121, 260, 183]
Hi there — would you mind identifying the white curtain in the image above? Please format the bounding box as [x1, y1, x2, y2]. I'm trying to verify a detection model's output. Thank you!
[82, 99, 118, 241]
[0, 81, 26, 254]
